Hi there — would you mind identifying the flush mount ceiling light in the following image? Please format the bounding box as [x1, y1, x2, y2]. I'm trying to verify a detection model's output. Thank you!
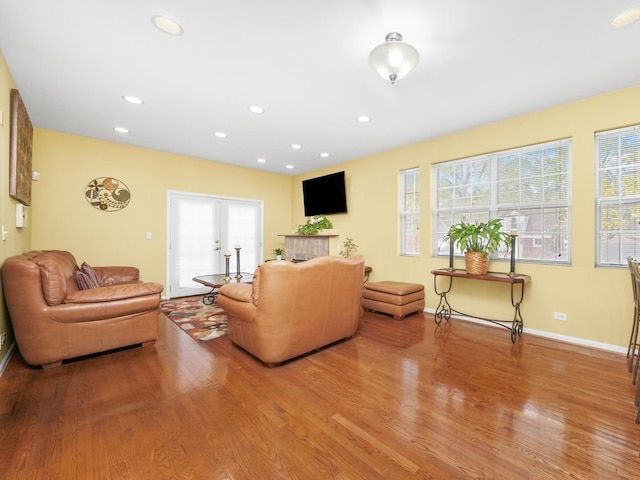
[611, 8, 640, 28]
[369, 32, 419, 84]
[248, 105, 264, 114]
[152, 15, 183, 35]
[122, 95, 143, 105]
[113, 126, 129, 134]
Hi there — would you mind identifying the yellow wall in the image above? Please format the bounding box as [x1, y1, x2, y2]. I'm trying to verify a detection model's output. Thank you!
[30, 130, 293, 286]
[292, 85, 640, 348]
[0, 52, 32, 365]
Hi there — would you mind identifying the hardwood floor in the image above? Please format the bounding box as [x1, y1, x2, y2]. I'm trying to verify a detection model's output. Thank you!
[2, 311, 640, 479]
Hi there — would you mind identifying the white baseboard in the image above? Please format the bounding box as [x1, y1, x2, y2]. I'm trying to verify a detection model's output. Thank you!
[424, 308, 626, 355]
[0, 342, 17, 377]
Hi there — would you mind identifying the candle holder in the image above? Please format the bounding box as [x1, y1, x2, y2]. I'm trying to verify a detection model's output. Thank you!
[509, 232, 518, 276]
[235, 246, 242, 279]
[224, 252, 231, 282]
[448, 241, 454, 271]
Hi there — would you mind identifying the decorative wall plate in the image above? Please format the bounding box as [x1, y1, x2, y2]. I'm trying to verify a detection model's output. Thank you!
[85, 177, 131, 211]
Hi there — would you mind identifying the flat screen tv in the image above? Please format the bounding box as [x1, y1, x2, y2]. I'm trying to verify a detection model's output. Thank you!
[302, 171, 347, 217]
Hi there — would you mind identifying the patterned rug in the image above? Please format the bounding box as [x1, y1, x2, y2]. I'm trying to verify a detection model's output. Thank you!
[160, 296, 228, 341]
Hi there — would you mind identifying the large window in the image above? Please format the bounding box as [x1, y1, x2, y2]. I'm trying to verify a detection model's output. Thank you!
[434, 139, 571, 264]
[400, 168, 419, 255]
[596, 125, 640, 266]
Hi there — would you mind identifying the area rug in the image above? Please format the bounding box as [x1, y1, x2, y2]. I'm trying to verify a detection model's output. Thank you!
[160, 296, 228, 341]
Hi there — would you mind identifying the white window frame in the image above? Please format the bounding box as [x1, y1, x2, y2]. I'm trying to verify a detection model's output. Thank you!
[400, 167, 419, 256]
[595, 124, 640, 266]
[433, 139, 572, 264]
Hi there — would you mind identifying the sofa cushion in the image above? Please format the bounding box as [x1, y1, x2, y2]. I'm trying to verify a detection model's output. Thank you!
[75, 271, 99, 290]
[34, 251, 79, 306]
[81, 262, 101, 287]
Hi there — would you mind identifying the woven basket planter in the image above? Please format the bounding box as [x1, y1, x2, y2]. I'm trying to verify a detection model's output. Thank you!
[464, 251, 489, 275]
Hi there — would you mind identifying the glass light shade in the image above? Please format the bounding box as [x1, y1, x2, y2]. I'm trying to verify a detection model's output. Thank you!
[369, 34, 419, 83]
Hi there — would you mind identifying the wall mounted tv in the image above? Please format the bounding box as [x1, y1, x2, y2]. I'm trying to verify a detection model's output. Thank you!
[302, 171, 347, 217]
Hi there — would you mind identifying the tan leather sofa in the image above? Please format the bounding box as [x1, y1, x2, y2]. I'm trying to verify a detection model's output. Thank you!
[1, 250, 164, 368]
[218, 255, 365, 366]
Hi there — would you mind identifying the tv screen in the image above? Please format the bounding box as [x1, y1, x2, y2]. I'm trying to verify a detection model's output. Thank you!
[302, 171, 347, 217]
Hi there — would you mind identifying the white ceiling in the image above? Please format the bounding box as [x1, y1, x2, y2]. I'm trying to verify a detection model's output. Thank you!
[1, 1, 639, 175]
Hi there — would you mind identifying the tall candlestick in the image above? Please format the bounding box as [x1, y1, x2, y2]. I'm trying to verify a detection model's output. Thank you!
[224, 252, 231, 282]
[235, 246, 242, 279]
[509, 233, 517, 275]
[449, 241, 454, 270]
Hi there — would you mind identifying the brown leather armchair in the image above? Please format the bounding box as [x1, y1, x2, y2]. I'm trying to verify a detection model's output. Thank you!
[217, 255, 365, 366]
[1, 250, 164, 368]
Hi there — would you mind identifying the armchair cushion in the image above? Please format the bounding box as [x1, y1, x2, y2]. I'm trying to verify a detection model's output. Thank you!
[75, 270, 99, 290]
[80, 262, 100, 286]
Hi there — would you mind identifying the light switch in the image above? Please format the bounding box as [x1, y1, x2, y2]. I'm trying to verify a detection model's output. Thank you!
[146, 232, 152, 239]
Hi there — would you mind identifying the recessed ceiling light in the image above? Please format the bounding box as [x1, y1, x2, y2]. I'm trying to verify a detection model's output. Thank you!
[122, 95, 143, 105]
[257, 158, 266, 163]
[291, 144, 302, 150]
[248, 105, 264, 114]
[114, 126, 130, 134]
[151, 15, 183, 35]
[356, 115, 371, 123]
[286, 165, 294, 169]
[611, 8, 640, 28]
[214, 131, 227, 138]
[320, 152, 330, 158]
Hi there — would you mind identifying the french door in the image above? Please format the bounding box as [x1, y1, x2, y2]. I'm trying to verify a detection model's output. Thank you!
[167, 191, 262, 298]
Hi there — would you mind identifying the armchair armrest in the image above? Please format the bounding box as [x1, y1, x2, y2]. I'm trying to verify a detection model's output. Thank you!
[65, 282, 164, 303]
[94, 266, 140, 285]
[217, 283, 256, 324]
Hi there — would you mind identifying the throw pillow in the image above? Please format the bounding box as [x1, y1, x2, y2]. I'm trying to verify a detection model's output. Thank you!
[81, 261, 101, 287]
[76, 271, 99, 290]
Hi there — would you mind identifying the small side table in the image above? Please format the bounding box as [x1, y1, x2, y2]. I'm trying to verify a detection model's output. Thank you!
[192, 273, 254, 305]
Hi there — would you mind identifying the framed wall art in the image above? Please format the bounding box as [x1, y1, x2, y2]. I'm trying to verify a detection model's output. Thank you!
[9, 89, 33, 206]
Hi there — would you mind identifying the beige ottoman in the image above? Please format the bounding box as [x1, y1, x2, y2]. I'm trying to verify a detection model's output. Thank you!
[362, 281, 425, 320]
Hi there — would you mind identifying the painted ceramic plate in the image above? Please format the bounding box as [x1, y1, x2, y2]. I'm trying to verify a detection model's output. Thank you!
[85, 177, 131, 211]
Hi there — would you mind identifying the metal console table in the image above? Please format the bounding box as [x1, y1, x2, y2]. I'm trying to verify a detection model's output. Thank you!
[431, 268, 531, 343]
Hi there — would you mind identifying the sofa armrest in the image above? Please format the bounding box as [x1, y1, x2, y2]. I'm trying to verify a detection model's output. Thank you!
[64, 282, 164, 303]
[218, 283, 252, 303]
[94, 266, 140, 285]
[218, 283, 257, 324]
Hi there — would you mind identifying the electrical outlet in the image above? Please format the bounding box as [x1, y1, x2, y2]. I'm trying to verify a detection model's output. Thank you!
[0, 332, 6, 348]
[554, 312, 567, 321]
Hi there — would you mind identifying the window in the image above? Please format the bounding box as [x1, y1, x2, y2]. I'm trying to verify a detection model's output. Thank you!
[401, 168, 419, 255]
[433, 139, 571, 263]
[596, 125, 640, 266]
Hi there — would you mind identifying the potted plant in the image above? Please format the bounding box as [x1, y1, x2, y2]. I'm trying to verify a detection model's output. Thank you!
[296, 215, 333, 235]
[442, 218, 511, 275]
[272, 247, 285, 260]
[339, 238, 358, 258]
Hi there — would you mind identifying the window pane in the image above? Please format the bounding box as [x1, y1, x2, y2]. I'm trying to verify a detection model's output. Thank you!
[596, 125, 640, 265]
[401, 168, 419, 255]
[435, 139, 571, 265]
